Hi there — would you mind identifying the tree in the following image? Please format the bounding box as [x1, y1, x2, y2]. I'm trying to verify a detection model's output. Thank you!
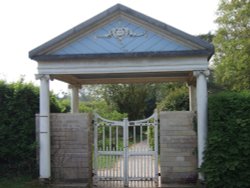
[157, 85, 189, 111]
[102, 83, 189, 120]
[213, 0, 250, 90]
[103, 84, 151, 120]
[79, 100, 126, 120]
[198, 32, 214, 43]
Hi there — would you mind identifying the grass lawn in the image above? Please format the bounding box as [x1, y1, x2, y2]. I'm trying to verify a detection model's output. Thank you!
[0, 176, 49, 188]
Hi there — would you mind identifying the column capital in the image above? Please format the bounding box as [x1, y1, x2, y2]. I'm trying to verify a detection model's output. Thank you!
[35, 74, 51, 81]
[68, 84, 82, 89]
[193, 70, 210, 77]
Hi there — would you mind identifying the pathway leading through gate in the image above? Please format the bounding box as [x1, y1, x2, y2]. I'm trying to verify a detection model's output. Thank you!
[93, 112, 159, 187]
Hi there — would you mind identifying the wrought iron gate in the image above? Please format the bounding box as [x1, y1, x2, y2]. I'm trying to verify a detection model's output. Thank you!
[93, 112, 158, 187]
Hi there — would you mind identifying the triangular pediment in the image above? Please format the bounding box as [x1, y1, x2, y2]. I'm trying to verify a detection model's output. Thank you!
[29, 4, 213, 60]
[52, 17, 191, 55]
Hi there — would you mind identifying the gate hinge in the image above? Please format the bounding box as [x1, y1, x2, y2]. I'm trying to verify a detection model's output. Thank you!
[158, 172, 161, 176]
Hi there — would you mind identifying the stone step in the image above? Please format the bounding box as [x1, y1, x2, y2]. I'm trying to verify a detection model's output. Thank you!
[161, 184, 199, 188]
[51, 183, 88, 188]
[51, 183, 201, 188]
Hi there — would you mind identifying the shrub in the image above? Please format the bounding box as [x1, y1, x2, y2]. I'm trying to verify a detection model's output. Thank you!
[79, 100, 126, 120]
[157, 86, 189, 111]
[201, 91, 250, 187]
[0, 80, 62, 177]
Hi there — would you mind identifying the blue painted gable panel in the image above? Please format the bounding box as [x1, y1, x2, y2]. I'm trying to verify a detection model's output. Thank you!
[53, 18, 191, 55]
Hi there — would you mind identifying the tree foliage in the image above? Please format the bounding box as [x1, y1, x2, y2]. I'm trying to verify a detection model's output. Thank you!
[198, 32, 214, 43]
[213, 0, 250, 90]
[157, 85, 189, 111]
[90, 83, 190, 120]
[79, 100, 126, 121]
[58, 87, 126, 120]
[103, 84, 156, 120]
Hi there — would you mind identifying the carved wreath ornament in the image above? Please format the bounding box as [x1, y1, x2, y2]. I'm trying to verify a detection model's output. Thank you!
[97, 27, 146, 43]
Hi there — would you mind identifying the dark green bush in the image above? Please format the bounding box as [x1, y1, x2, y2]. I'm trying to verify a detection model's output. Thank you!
[158, 86, 189, 111]
[0, 80, 62, 177]
[201, 91, 250, 188]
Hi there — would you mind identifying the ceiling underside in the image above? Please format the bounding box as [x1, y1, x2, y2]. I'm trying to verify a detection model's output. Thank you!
[51, 71, 195, 85]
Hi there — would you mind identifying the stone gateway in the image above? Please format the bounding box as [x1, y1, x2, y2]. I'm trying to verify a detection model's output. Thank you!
[30, 4, 213, 186]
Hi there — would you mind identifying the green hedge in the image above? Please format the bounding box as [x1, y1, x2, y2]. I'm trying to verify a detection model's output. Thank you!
[201, 91, 250, 187]
[0, 80, 62, 177]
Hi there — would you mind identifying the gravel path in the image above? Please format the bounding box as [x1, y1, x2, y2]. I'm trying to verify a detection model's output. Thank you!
[96, 141, 159, 187]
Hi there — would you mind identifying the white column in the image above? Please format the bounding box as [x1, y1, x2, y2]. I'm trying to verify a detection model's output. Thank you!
[188, 84, 197, 112]
[69, 84, 81, 113]
[194, 70, 209, 180]
[36, 74, 51, 180]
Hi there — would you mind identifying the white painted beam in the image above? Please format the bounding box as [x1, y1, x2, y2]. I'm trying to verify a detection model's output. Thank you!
[37, 56, 208, 75]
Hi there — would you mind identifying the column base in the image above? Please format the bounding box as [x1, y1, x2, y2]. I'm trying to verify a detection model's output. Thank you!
[196, 178, 206, 187]
[198, 172, 205, 182]
[39, 178, 51, 185]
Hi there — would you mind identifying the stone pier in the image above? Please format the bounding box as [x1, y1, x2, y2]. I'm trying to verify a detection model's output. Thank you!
[36, 113, 92, 184]
[160, 111, 197, 184]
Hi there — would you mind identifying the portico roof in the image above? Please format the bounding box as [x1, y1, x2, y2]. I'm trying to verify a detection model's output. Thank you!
[29, 4, 214, 85]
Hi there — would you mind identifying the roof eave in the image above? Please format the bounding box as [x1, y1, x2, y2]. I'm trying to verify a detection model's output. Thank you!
[31, 50, 212, 61]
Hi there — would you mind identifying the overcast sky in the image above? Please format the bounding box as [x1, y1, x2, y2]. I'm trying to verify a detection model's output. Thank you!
[0, 0, 219, 93]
